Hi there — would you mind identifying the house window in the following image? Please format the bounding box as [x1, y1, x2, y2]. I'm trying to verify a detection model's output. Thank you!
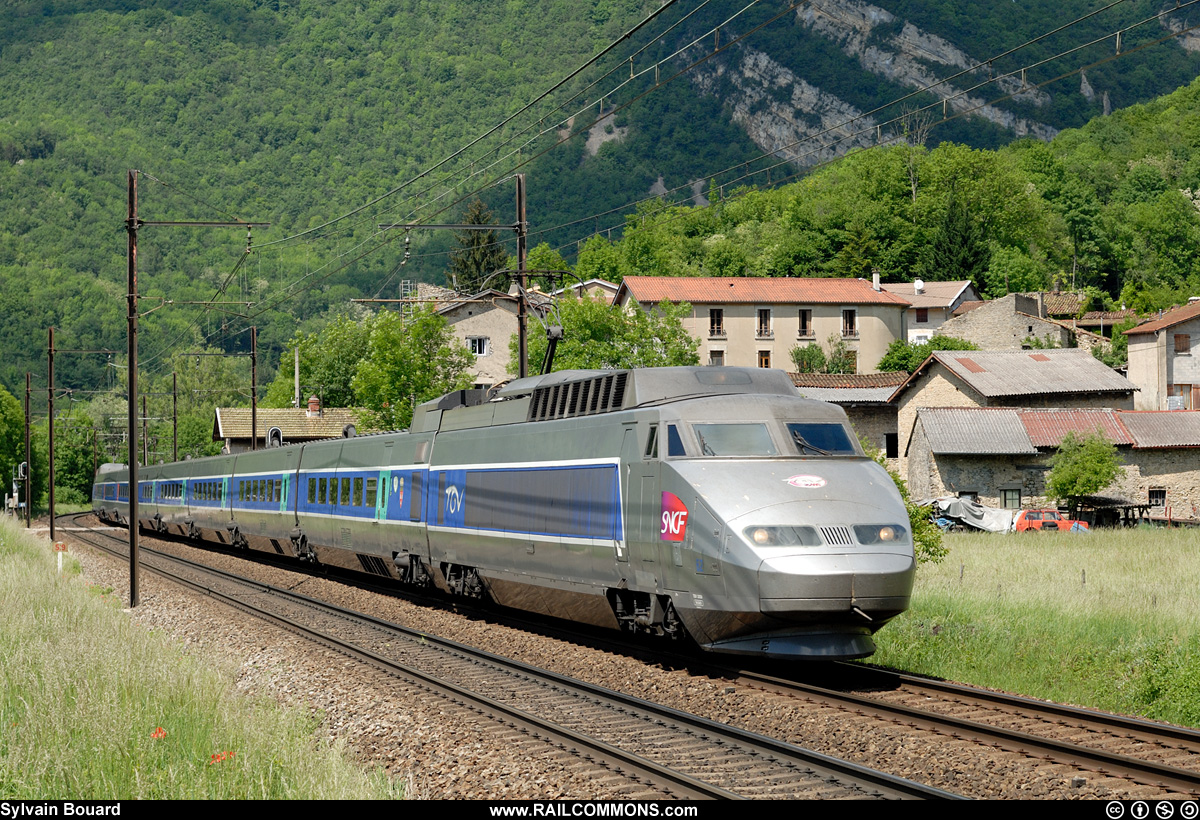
[468, 336, 489, 356]
[709, 309, 725, 338]
[915, 308, 929, 323]
[756, 309, 773, 338]
[1001, 489, 1021, 509]
[798, 309, 813, 338]
[1175, 334, 1191, 355]
[842, 309, 858, 338]
[1149, 488, 1166, 506]
[1170, 384, 1194, 410]
[885, 433, 898, 459]
[709, 349, 725, 367]
[758, 350, 771, 368]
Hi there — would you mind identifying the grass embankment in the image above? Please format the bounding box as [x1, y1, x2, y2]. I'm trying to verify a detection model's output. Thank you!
[870, 527, 1200, 727]
[0, 519, 401, 799]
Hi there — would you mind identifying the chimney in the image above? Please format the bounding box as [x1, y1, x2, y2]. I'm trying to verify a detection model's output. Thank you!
[1037, 292, 1046, 319]
[872, 270, 881, 291]
[307, 395, 321, 418]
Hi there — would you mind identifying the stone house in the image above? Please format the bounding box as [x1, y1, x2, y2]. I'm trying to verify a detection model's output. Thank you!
[879, 280, 980, 342]
[436, 289, 521, 390]
[614, 275, 910, 373]
[906, 406, 1200, 518]
[890, 348, 1136, 477]
[1125, 301, 1200, 410]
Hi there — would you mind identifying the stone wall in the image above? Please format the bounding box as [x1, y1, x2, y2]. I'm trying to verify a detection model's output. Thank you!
[937, 294, 1070, 349]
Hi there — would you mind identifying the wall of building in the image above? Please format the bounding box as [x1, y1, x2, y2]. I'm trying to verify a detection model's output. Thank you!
[441, 301, 518, 388]
[684, 301, 904, 373]
[937, 294, 1070, 349]
[1128, 316, 1200, 410]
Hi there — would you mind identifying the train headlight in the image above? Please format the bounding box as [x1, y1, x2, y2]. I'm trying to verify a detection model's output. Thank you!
[853, 524, 908, 545]
[743, 525, 820, 547]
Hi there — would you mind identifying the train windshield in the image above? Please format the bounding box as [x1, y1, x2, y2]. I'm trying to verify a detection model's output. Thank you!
[693, 423, 778, 456]
[786, 423, 858, 456]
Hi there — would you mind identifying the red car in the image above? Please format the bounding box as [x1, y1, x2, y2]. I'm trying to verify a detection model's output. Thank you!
[1014, 509, 1089, 532]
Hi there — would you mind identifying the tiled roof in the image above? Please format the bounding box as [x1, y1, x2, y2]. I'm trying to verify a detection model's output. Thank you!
[926, 349, 1134, 398]
[880, 280, 974, 309]
[1078, 309, 1138, 324]
[1027, 291, 1086, 316]
[953, 300, 985, 316]
[213, 407, 365, 440]
[1019, 409, 1133, 447]
[617, 276, 912, 306]
[1124, 301, 1200, 335]
[917, 408, 1037, 454]
[1116, 411, 1200, 448]
[789, 372, 909, 389]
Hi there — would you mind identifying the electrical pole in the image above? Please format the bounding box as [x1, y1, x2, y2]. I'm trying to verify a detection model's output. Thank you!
[24, 372, 30, 529]
[516, 173, 528, 379]
[123, 168, 268, 607]
[48, 327, 54, 542]
[126, 169, 141, 607]
[251, 326, 258, 451]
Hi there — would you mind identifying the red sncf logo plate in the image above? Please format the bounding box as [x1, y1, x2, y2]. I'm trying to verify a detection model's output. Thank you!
[660, 491, 688, 541]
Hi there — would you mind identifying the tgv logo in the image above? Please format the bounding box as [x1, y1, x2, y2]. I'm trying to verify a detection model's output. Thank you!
[445, 485, 463, 515]
[660, 492, 688, 541]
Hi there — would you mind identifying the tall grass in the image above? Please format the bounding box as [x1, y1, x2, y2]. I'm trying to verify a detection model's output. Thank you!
[870, 527, 1200, 727]
[0, 519, 401, 799]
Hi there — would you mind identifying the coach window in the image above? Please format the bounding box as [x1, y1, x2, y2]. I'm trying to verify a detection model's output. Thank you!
[366, 478, 377, 507]
[308, 478, 316, 504]
[318, 478, 327, 505]
[353, 477, 363, 506]
[341, 477, 351, 506]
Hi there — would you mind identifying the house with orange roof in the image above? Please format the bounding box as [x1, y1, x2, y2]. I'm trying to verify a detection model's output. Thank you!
[613, 275, 910, 373]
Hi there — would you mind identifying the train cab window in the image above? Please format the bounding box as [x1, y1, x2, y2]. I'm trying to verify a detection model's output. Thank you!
[353, 477, 363, 506]
[693, 423, 778, 456]
[785, 423, 858, 456]
[644, 425, 658, 459]
[667, 425, 686, 457]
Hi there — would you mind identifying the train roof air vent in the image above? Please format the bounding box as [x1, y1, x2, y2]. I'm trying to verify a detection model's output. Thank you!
[527, 372, 628, 422]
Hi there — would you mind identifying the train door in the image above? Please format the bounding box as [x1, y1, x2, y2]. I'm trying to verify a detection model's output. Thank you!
[623, 422, 661, 590]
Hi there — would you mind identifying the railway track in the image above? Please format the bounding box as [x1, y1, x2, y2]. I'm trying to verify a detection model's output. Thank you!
[61, 513, 961, 801]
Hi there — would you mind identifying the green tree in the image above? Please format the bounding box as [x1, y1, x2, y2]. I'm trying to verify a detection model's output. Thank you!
[515, 296, 699, 373]
[789, 343, 827, 373]
[1046, 432, 1125, 517]
[878, 335, 979, 373]
[262, 311, 372, 409]
[352, 307, 475, 431]
[448, 199, 510, 294]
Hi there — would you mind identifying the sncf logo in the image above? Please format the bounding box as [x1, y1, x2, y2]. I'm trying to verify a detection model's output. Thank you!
[660, 492, 688, 541]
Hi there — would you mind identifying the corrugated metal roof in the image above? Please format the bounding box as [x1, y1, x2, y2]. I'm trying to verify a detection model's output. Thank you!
[918, 408, 1037, 454]
[795, 386, 898, 403]
[214, 407, 365, 440]
[880, 280, 973, 309]
[1019, 409, 1133, 447]
[1124, 301, 1200, 335]
[1117, 411, 1200, 448]
[932, 349, 1134, 397]
[617, 276, 912, 306]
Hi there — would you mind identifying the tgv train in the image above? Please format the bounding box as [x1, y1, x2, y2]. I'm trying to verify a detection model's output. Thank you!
[94, 367, 915, 659]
